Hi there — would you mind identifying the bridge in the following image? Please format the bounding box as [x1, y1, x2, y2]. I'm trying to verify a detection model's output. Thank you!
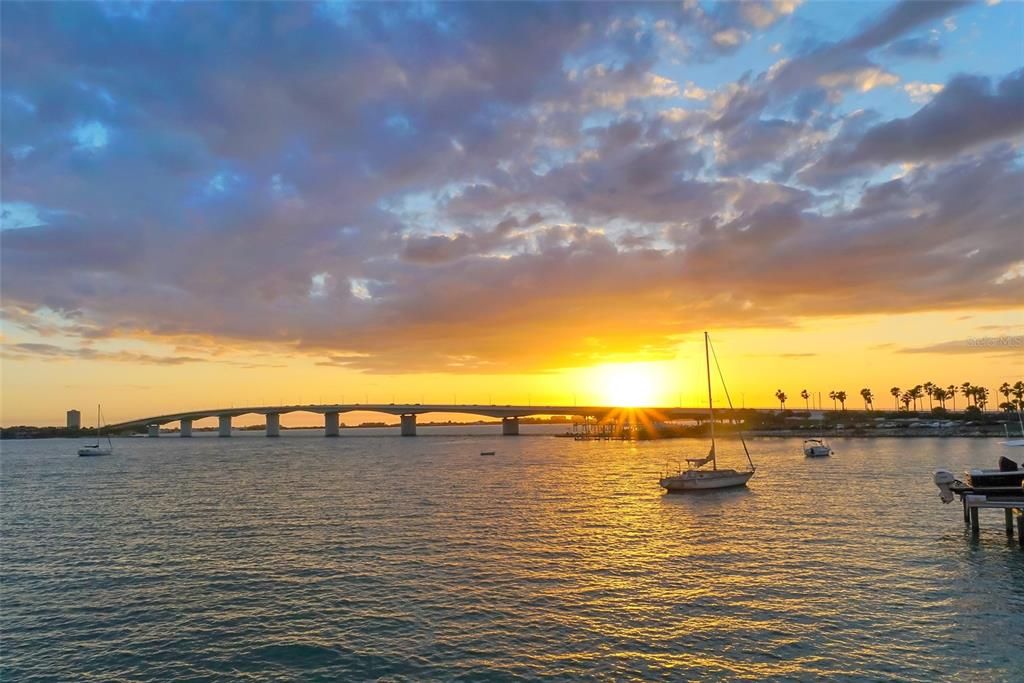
[105, 403, 758, 438]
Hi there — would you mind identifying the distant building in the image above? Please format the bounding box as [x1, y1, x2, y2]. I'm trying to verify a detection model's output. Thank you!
[66, 409, 81, 429]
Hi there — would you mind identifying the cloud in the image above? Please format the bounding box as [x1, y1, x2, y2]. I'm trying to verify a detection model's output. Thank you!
[710, 0, 966, 131]
[0, 1, 1020, 375]
[903, 81, 944, 104]
[1, 342, 250, 366]
[882, 36, 942, 61]
[804, 69, 1024, 183]
[899, 338, 1024, 356]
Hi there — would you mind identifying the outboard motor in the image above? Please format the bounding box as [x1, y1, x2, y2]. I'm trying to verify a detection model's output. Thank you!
[934, 469, 957, 504]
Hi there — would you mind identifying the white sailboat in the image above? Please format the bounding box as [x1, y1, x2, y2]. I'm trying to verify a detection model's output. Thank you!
[659, 332, 755, 492]
[1001, 411, 1024, 447]
[78, 404, 113, 457]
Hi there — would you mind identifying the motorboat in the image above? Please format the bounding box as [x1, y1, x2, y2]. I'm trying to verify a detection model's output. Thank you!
[803, 438, 832, 457]
[964, 456, 1024, 488]
[78, 404, 113, 457]
[659, 332, 755, 492]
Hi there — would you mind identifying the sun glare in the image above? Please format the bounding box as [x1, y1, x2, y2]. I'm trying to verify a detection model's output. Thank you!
[593, 362, 666, 407]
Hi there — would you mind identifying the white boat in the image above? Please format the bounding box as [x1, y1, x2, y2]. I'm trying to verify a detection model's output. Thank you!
[78, 404, 113, 457]
[803, 438, 832, 457]
[1001, 413, 1024, 447]
[659, 332, 755, 493]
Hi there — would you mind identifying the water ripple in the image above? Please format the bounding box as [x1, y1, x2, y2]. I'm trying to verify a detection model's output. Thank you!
[2, 430, 1022, 680]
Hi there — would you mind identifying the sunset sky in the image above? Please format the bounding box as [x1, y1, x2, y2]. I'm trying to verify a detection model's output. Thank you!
[2, 1, 1022, 426]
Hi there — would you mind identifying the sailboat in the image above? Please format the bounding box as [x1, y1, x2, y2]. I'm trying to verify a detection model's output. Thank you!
[1001, 411, 1024, 447]
[659, 332, 755, 492]
[78, 404, 113, 457]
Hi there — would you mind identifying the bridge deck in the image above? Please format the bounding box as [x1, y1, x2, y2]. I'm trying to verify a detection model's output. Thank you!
[106, 403, 761, 430]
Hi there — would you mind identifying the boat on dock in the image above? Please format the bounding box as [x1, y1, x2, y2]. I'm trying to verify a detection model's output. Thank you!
[803, 438, 832, 457]
[934, 456, 1024, 544]
[964, 456, 1024, 488]
[659, 332, 755, 493]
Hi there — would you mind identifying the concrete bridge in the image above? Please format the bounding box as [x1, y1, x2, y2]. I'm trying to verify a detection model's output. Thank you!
[105, 403, 757, 438]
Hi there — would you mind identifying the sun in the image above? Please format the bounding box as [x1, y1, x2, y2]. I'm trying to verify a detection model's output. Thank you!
[592, 362, 665, 407]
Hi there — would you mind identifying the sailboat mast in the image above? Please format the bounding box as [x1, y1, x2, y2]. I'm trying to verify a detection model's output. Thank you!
[705, 331, 716, 470]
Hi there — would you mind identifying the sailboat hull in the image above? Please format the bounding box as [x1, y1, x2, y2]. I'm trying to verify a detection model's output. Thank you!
[78, 447, 111, 457]
[659, 468, 754, 492]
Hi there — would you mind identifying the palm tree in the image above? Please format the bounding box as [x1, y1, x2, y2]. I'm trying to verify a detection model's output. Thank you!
[890, 386, 900, 411]
[935, 387, 948, 409]
[1000, 382, 1012, 405]
[924, 382, 934, 410]
[1013, 381, 1024, 411]
[910, 385, 924, 412]
[775, 390, 787, 410]
[801, 389, 810, 411]
[829, 390, 837, 411]
[836, 390, 847, 411]
[901, 392, 912, 411]
[961, 382, 973, 406]
[1000, 401, 1017, 413]
[860, 388, 874, 410]
[975, 386, 989, 411]
[947, 384, 957, 412]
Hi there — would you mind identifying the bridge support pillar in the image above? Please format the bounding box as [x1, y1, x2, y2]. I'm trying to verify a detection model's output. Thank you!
[218, 415, 232, 437]
[502, 416, 520, 436]
[266, 413, 280, 437]
[400, 414, 417, 437]
[324, 412, 339, 437]
[148, 424, 160, 438]
[180, 419, 192, 437]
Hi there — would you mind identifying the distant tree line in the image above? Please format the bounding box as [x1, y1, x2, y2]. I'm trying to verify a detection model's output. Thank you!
[772, 380, 1023, 414]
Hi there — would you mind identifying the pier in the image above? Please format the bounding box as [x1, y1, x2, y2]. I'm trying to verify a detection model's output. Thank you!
[937, 472, 1024, 545]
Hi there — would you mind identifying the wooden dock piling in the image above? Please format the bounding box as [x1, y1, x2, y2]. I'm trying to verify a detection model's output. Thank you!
[957, 492, 1024, 544]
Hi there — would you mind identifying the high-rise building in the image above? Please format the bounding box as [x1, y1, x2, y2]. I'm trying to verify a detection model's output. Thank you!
[66, 409, 81, 430]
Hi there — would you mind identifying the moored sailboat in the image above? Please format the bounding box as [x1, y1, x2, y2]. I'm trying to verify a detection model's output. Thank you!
[659, 332, 755, 492]
[78, 404, 113, 457]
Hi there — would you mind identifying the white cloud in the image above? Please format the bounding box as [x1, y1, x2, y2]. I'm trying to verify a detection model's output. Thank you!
[683, 82, 708, 100]
[903, 81, 944, 104]
[71, 120, 109, 151]
[817, 67, 899, 93]
[712, 28, 748, 48]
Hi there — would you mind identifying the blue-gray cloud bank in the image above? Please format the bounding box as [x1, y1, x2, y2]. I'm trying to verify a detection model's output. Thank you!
[2, 1, 1022, 371]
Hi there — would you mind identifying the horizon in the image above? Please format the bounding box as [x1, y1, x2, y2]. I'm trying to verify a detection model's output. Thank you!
[2, 1, 1022, 426]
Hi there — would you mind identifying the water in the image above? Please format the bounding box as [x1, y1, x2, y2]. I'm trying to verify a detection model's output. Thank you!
[2, 430, 1022, 681]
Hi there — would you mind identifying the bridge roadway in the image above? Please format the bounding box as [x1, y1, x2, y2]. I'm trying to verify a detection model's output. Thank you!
[105, 403, 758, 438]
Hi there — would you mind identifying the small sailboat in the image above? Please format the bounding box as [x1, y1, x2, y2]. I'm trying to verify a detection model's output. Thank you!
[659, 332, 755, 492]
[1001, 412, 1024, 447]
[78, 405, 113, 457]
[803, 438, 832, 457]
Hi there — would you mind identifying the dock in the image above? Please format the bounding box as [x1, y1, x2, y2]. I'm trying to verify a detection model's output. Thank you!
[948, 482, 1024, 544]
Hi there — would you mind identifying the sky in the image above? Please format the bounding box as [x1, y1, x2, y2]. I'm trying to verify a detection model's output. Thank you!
[1, 0, 1022, 426]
